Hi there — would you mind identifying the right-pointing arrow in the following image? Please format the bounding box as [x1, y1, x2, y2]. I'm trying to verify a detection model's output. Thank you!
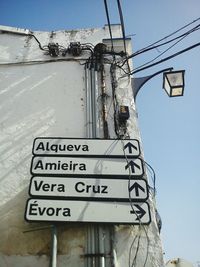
[129, 182, 145, 197]
[130, 204, 146, 220]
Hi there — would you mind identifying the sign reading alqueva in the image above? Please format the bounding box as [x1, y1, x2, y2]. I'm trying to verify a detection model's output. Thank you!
[33, 138, 141, 158]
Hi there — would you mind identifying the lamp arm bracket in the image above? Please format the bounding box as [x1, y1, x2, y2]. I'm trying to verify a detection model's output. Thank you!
[131, 67, 173, 99]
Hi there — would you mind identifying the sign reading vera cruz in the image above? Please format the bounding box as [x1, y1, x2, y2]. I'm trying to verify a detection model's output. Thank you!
[25, 137, 151, 224]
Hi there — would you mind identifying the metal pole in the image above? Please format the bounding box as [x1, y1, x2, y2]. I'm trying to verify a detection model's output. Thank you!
[85, 65, 96, 267]
[49, 225, 57, 267]
[85, 59, 114, 267]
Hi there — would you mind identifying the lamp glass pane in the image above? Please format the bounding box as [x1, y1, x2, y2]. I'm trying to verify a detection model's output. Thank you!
[163, 76, 171, 96]
[171, 87, 183, 96]
[166, 72, 184, 86]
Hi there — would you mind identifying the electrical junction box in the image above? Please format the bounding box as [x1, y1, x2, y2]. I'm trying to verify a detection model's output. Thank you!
[118, 105, 130, 123]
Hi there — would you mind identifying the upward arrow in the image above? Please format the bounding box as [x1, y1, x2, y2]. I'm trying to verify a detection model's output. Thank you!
[124, 142, 138, 154]
[130, 204, 146, 220]
[129, 182, 145, 197]
[125, 160, 141, 174]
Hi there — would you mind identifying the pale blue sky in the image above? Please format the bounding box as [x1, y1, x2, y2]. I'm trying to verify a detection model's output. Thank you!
[0, 0, 199, 265]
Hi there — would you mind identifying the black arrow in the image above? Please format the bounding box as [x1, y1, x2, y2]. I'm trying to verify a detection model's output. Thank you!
[125, 160, 141, 173]
[129, 182, 145, 197]
[130, 204, 146, 220]
[124, 142, 138, 154]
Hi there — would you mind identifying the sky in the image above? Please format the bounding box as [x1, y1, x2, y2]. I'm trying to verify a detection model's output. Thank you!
[0, 0, 200, 266]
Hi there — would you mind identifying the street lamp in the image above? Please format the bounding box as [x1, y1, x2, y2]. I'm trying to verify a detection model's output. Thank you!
[132, 68, 185, 99]
[163, 70, 185, 97]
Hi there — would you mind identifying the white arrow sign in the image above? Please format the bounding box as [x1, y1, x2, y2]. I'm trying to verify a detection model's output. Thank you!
[31, 156, 144, 177]
[33, 138, 140, 158]
[25, 198, 151, 224]
[29, 176, 148, 201]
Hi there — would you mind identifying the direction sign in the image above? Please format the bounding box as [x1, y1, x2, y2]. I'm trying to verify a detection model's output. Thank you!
[25, 198, 151, 224]
[29, 176, 148, 201]
[31, 156, 144, 178]
[32, 138, 141, 158]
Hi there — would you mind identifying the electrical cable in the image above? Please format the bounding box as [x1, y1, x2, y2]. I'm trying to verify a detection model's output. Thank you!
[0, 30, 47, 52]
[27, 34, 47, 51]
[118, 18, 200, 76]
[110, 50, 160, 266]
[128, 232, 139, 267]
[110, 64, 120, 137]
[129, 24, 200, 60]
[103, 0, 116, 63]
[129, 41, 200, 75]
[116, 0, 131, 73]
[81, 43, 95, 48]
[131, 24, 200, 72]
[119, 138, 150, 266]
[110, 62, 133, 138]
[27, 33, 95, 57]
[131, 234, 141, 267]
[130, 17, 200, 57]
[142, 226, 150, 267]
[0, 57, 90, 67]
[144, 161, 156, 197]
[119, 22, 200, 71]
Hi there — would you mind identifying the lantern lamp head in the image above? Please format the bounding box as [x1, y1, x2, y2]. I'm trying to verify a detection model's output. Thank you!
[163, 70, 185, 97]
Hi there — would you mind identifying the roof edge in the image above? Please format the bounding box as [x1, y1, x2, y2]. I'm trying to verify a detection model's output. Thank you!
[0, 25, 32, 35]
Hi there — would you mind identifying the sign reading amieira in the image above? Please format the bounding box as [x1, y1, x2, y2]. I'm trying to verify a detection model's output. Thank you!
[31, 156, 144, 177]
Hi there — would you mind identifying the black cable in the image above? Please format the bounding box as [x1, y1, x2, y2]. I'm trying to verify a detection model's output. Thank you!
[132, 17, 200, 57]
[110, 64, 118, 137]
[28, 34, 48, 51]
[82, 46, 94, 54]
[81, 43, 95, 48]
[0, 57, 90, 67]
[116, 0, 131, 73]
[144, 161, 156, 197]
[121, 23, 200, 68]
[130, 41, 200, 75]
[118, 20, 200, 77]
[119, 138, 150, 266]
[29, 34, 94, 56]
[0, 30, 46, 51]
[131, 234, 141, 267]
[133, 38, 187, 72]
[130, 25, 200, 72]
[104, 0, 116, 63]
[129, 233, 139, 267]
[117, 0, 126, 51]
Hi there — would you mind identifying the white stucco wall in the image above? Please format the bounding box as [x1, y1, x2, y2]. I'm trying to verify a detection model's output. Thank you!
[0, 25, 164, 267]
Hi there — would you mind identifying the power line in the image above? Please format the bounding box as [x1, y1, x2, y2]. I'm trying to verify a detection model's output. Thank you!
[117, 17, 200, 76]
[129, 41, 200, 75]
[116, 0, 131, 73]
[132, 24, 199, 59]
[132, 17, 200, 57]
[103, 0, 116, 62]
[131, 24, 200, 73]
